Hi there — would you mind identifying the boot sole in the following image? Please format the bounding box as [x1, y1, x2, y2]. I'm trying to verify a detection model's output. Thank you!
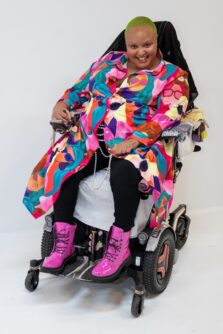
[40, 253, 76, 275]
[90, 255, 132, 283]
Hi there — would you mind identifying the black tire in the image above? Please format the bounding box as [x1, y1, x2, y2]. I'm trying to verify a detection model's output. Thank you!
[131, 294, 144, 317]
[41, 230, 54, 258]
[25, 270, 39, 292]
[143, 229, 175, 295]
[175, 215, 190, 250]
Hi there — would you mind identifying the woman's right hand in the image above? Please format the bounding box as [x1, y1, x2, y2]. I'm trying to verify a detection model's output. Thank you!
[51, 101, 71, 124]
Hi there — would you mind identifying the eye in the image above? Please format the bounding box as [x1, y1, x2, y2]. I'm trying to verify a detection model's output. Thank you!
[144, 43, 151, 48]
[130, 44, 137, 49]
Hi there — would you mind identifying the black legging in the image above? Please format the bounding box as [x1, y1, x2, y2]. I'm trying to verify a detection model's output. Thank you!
[54, 148, 141, 231]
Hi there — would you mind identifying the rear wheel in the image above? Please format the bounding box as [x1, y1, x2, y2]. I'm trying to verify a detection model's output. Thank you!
[142, 229, 175, 295]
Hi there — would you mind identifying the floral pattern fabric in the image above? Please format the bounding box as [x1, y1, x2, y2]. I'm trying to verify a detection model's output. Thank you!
[23, 51, 189, 225]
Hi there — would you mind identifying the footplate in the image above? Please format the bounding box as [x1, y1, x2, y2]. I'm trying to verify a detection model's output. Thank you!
[56, 256, 97, 282]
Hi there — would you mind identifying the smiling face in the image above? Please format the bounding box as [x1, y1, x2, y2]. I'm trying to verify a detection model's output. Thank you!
[125, 25, 159, 72]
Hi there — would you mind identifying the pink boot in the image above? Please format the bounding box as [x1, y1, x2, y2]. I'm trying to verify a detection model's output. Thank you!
[91, 225, 132, 282]
[41, 222, 77, 274]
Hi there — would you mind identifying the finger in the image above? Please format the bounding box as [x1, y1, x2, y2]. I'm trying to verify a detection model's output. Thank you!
[123, 144, 133, 154]
[54, 113, 67, 122]
[112, 145, 118, 154]
[118, 145, 124, 155]
[118, 147, 125, 155]
[127, 144, 133, 152]
[120, 146, 125, 154]
[122, 143, 129, 154]
[62, 109, 71, 121]
[59, 110, 70, 121]
[59, 111, 70, 121]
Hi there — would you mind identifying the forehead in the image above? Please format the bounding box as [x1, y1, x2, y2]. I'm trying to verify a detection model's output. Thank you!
[125, 25, 157, 43]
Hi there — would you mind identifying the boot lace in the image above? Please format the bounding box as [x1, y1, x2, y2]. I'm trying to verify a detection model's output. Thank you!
[104, 237, 122, 262]
[54, 231, 70, 254]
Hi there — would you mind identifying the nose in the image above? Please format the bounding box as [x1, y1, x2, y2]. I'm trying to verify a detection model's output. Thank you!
[137, 48, 147, 57]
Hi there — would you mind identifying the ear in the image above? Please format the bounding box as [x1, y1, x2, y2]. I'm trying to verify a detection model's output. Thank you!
[157, 48, 163, 58]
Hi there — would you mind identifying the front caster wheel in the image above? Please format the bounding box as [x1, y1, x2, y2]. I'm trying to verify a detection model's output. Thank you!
[25, 270, 39, 292]
[131, 293, 144, 317]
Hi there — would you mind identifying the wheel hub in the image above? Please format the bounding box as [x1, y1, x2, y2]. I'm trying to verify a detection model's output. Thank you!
[157, 243, 170, 279]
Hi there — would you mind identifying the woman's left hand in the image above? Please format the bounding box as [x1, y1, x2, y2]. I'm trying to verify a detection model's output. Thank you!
[110, 139, 140, 155]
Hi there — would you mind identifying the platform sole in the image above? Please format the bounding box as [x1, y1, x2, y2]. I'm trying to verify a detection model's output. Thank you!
[89, 255, 132, 283]
[40, 253, 76, 275]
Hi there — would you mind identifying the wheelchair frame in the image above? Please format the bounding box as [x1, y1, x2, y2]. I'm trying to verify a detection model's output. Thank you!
[25, 129, 192, 317]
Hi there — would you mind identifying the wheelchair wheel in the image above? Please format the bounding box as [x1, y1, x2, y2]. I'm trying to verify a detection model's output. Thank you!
[131, 293, 144, 318]
[143, 229, 175, 295]
[25, 270, 39, 292]
[175, 214, 190, 250]
[41, 230, 54, 258]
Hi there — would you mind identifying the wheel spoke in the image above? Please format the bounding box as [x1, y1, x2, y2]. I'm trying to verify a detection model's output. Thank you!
[157, 244, 170, 279]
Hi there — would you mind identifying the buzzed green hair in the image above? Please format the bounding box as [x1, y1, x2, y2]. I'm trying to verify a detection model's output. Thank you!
[125, 16, 157, 35]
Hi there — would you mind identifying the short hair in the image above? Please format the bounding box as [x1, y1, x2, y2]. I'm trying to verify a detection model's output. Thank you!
[125, 16, 157, 35]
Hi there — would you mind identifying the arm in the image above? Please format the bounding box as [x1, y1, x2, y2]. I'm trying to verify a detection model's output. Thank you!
[56, 50, 118, 111]
[51, 64, 94, 123]
[58, 66, 93, 109]
[129, 71, 189, 146]
[51, 51, 124, 123]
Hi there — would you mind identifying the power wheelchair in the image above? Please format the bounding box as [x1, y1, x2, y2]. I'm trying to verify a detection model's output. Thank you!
[24, 21, 204, 317]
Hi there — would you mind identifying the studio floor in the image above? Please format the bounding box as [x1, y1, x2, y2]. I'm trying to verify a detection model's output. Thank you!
[1, 207, 222, 334]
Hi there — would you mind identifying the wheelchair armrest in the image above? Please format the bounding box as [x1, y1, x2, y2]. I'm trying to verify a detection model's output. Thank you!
[160, 123, 192, 142]
[160, 129, 181, 140]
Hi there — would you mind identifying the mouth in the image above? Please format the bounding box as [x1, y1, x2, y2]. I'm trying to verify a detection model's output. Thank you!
[136, 56, 149, 63]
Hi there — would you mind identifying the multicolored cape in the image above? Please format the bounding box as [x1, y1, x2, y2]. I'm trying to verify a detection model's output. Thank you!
[23, 51, 189, 225]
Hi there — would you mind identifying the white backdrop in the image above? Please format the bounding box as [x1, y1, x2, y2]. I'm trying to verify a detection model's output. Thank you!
[0, 0, 222, 232]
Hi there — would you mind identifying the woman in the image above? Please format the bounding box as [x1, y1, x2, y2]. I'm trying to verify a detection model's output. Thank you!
[23, 16, 189, 281]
